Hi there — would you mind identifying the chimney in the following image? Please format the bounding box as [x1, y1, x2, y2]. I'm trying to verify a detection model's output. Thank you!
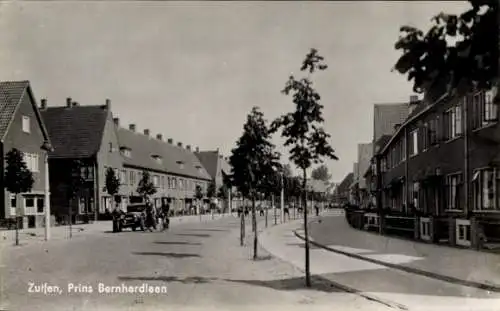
[167, 138, 173, 144]
[409, 95, 419, 113]
[143, 129, 150, 136]
[186, 145, 191, 151]
[113, 118, 119, 126]
[156, 134, 163, 140]
[66, 97, 72, 107]
[105, 99, 111, 109]
[177, 142, 183, 147]
[394, 123, 401, 131]
[72, 101, 79, 107]
[196, 147, 200, 153]
[129, 124, 136, 132]
[40, 98, 47, 109]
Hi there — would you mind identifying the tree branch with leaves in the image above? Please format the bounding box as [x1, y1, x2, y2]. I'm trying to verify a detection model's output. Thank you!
[270, 48, 339, 287]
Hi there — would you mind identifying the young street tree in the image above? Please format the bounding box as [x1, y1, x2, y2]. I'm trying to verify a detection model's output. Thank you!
[194, 185, 204, 217]
[67, 160, 86, 238]
[230, 106, 280, 258]
[271, 48, 339, 287]
[206, 181, 216, 216]
[393, 0, 498, 98]
[4, 148, 34, 246]
[105, 167, 121, 211]
[137, 170, 157, 204]
[311, 164, 332, 182]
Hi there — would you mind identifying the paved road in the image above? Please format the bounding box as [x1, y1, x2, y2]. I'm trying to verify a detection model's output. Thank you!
[1, 214, 385, 311]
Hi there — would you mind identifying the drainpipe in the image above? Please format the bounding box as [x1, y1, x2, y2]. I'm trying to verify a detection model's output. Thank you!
[404, 127, 409, 214]
[375, 154, 383, 234]
[464, 95, 470, 218]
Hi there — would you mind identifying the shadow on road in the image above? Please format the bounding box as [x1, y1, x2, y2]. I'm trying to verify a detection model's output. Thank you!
[253, 255, 273, 261]
[188, 229, 230, 232]
[154, 241, 202, 245]
[286, 242, 322, 249]
[132, 252, 201, 258]
[176, 233, 211, 238]
[118, 276, 217, 284]
[224, 276, 343, 293]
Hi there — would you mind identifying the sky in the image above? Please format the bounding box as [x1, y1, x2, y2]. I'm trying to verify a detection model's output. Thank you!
[0, 1, 470, 183]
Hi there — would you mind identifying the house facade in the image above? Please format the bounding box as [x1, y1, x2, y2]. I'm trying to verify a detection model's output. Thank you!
[195, 149, 232, 211]
[0, 81, 52, 228]
[41, 98, 125, 222]
[374, 82, 500, 248]
[116, 121, 212, 215]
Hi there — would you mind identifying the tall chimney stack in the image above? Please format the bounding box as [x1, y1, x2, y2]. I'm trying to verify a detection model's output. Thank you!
[72, 101, 79, 107]
[129, 124, 136, 132]
[40, 98, 47, 109]
[143, 129, 150, 136]
[66, 97, 72, 107]
[177, 142, 183, 147]
[167, 138, 173, 144]
[105, 99, 111, 109]
[196, 147, 199, 153]
[186, 145, 191, 151]
[156, 134, 163, 140]
[113, 118, 120, 126]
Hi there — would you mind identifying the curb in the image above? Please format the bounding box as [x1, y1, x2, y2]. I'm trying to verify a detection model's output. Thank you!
[293, 230, 500, 293]
[258, 223, 409, 310]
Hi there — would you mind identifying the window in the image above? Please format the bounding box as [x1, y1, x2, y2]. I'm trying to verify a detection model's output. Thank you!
[109, 143, 114, 153]
[9, 194, 16, 216]
[80, 166, 94, 180]
[408, 130, 418, 156]
[120, 170, 127, 184]
[25, 197, 34, 214]
[428, 118, 438, 146]
[412, 182, 419, 210]
[153, 156, 162, 164]
[484, 89, 498, 123]
[456, 219, 471, 247]
[472, 168, 500, 211]
[153, 175, 159, 187]
[173, 178, 177, 189]
[446, 174, 462, 210]
[122, 149, 131, 157]
[129, 171, 135, 185]
[401, 136, 406, 160]
[444, 105, 462, 140]
[472, 90, 498, 129]
[177, 161, 185, 170]
[422, 123, 429, 150]
[37, 198, 44, 213]
[22, 152, 39, 172]
[161, 176, 165, 189]
[22, 115, 30, 133]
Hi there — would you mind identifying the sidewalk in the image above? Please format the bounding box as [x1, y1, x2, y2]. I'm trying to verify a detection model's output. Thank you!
[305, 211, 500, 291]
[0, 212, 233, 247]
[260, 214, 500, 311]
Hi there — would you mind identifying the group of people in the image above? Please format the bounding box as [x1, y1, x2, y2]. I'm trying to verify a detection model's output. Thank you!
[144, 201, 170, 231]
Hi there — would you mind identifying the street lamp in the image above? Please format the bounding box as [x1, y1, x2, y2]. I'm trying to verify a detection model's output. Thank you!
[41, 141, 53, 241]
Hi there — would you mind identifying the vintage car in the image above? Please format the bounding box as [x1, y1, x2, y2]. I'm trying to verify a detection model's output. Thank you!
[113, 204, 146, 232]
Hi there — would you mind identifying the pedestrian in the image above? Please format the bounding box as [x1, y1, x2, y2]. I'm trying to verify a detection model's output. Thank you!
[315, 205, 319, 216]
[162, 203, 170, 230]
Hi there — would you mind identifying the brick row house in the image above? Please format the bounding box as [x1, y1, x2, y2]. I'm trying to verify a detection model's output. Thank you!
[40, 98, 125, 222]
[368, 80, 500, 249]
[115, 121, 212, 215]
[0, 81, 53, 228]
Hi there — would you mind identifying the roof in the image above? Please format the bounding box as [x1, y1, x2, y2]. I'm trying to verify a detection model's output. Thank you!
[117, 127, 212, 180]
[0, 80, 51, 144]
[337, 172, 354, 193]
[373, 103, 410, 143]
[379, 78, 450, 155]
[195, 150, 231, 180]
[41, 105, 109, 158]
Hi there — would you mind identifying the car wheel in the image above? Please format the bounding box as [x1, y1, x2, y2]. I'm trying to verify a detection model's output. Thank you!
[132, 226, 136, 231]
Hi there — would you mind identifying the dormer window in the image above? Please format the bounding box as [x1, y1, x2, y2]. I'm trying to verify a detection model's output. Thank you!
[195, 165, 202, 172]
[152, 155, 162, 164]
[177, 161, 185, 170]
[120, 147, 131, 157]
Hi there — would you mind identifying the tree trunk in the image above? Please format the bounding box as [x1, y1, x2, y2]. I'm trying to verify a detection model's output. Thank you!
[302, 168, 311, 287]
[265, 196, 269, 228]
[252, 196, 258, 260]
[240, 197, 245, 246]
[15, 216, 19, 246]
[69, 197, 73, 239]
